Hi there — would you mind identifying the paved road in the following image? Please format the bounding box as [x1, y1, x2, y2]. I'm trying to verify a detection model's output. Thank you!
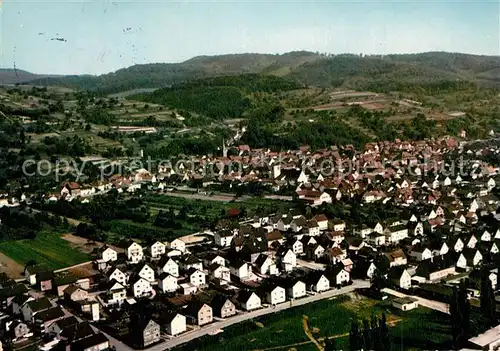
[382, 287, 450, 314]
[95, 280, 370, 351]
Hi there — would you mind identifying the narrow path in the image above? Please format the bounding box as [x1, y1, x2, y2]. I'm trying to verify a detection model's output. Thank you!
[253, 318, 402, 351]
[302, 315, 323, 351]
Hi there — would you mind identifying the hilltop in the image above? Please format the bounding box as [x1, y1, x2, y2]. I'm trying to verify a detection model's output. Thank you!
[14, 51, 500, 94]
[0, 69, 61, 85]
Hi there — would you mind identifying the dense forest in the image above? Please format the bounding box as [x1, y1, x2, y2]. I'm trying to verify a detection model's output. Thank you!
[132, 74, 302, 119]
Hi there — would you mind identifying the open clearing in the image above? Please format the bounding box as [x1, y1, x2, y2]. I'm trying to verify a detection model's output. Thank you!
[0, 252, 24, 278]
[61, 234, 124, 254]
[0, 232, 90, 271]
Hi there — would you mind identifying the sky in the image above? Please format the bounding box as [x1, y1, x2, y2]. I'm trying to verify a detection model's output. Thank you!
[0, 0, 499, 75]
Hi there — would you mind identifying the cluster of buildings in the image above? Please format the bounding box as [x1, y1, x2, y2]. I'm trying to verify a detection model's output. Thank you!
[89, 212, 353, 347]
[0, 271, 110, 351]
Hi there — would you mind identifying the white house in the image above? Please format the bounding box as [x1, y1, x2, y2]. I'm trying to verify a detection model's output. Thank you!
[291, 240, 304, 255]
[266, 286, 286, 305]
[214, 231, 234, 247]
[313, 214, 329, 231]
[127, 242, 144, 264]
[384, 226, 408, 244]
[158, 274, 178, 293]
[308, 273, 330, 292]
[100, 247, 117, 262]
[285, 280, 307, 299]
[165, 313, 186, 336]
[160, 258, 179, 277]
[135, 264, 155, 282]
[408, 246, 432, 261]
[104, 281, 126, 306]
[107, 268, 128, 286]
[230, 260, 250, 280]
[390, 268, 411, 290]
[329, 266, 350, 286]
[276, 247, 297, 271]
[131, 277, 152, 298]
[187, 269, 206, 287]
[212, 265, 231, 282]
[149, 241, 166, 259]
[255, 254, 276, 275]
[238, 291, 261, 311]
[167, 239, 186, 253]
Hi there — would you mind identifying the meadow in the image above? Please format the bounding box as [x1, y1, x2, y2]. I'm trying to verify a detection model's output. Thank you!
[172, 295, 452, 351]
[0, 231, 90, 270]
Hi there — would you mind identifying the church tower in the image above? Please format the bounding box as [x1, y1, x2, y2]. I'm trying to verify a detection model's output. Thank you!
[222, 139, 228, 158]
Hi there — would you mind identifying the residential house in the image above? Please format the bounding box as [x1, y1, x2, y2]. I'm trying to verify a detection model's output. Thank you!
[255, 254, 277, 276]
[306, 272, 330, 292]
[214, 230, 234, 247]
[265, 285, 286, 305]
[211, 295, 236, 318]
[130, 276, 152, 298]
[159, 257, 179, 277]
[99, 246, 118, 262]
[131, 319, 161, 348]
[313, 214, 329, 231]
[149, 241, 166, 259]
[187, 268, 206, 287]
[229, 259, 250, 280]
[327, 265, 350, 286]
[331, 219, 346, 232]
[21, 297, 52, 322]
[180, 256, 203, 271]
[408, 245, 433, 261]
[127, 242, 144, 264]
[158, 273, 178, 293]
[107, 267, 128, 286]
[164, 313, 186, 336]
[186, 302, 213, 326]
[305, 244, 325, 261]
[291, 239, 304, 255]
[276, 247, 297, 271]
[134, 263, 155, 282]
[389, 267, 411, 289]
[237, 291, 261, 311]
[283, 280, 307, 299]
[167, 238, 186, 253]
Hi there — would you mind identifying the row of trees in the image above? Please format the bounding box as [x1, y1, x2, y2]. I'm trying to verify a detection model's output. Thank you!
[450, 270, 497, 348]
[349, 314, 391, 351]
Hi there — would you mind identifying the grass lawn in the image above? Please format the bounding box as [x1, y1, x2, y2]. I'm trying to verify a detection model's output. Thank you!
[0, 231, 90, 270]
[172, 295, 452, 351]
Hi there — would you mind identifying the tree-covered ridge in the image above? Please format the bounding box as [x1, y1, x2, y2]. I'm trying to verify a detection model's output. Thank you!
[132, 74, 302, 119]
[20, 51, 500, 94]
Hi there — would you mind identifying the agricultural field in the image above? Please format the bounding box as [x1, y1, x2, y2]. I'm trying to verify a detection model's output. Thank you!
[0, 231, 90, 271]
[172, 295, 452, 351]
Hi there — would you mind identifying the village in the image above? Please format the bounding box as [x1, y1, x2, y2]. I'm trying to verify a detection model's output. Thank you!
[0, 134, 500, 351]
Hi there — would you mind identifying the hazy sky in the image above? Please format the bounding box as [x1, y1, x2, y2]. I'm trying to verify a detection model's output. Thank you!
[0, 0, 499, 75]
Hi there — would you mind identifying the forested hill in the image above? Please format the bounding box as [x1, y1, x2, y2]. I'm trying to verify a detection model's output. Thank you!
[133, 74, 302, 120]
[0, 69, 61, 85]
[22, 51, 500, 93]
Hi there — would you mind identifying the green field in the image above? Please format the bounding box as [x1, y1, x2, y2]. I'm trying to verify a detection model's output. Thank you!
[0, 231, 90, 270]
[172, 295, 452, 351]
